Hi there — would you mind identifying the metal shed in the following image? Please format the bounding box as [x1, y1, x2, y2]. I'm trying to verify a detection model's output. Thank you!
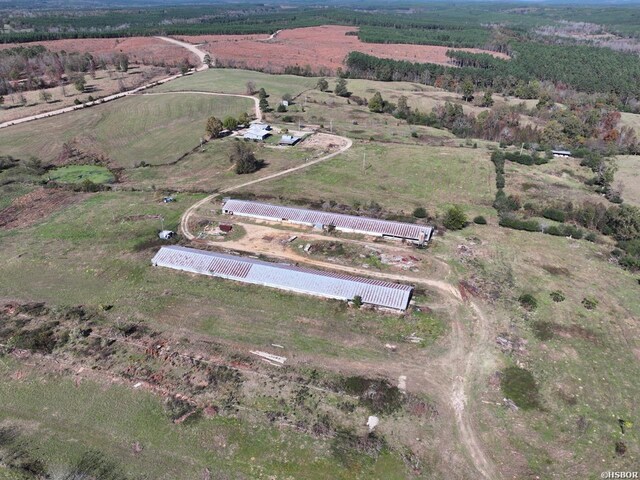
[279, 134, 301, 146]
[152, 246, 413, 311]
[222, 199, 434, 244]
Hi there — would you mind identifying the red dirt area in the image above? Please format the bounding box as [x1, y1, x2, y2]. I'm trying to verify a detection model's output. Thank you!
[0, 37, 197, 67]
[0, 188, 85, 230]
[177, 25, 508, 74]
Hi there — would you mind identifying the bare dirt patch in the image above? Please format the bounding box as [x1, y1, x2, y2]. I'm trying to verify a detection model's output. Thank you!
[178, 25, 508, 74]
[0, 188, 84, 230]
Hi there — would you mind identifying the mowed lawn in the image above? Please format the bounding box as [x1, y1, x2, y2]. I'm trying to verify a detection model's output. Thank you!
[155, 68, 318, 98]
[0, 93, 254, 168]
[616, 155, 640, 207]
[240, 142, 495, 216]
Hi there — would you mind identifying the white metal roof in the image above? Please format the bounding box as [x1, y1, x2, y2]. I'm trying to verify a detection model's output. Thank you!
[222, 199, 433, 242]
[152, 246, 413, 310]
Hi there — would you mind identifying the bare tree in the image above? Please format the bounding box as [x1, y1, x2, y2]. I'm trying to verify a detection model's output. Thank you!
[246, 81, 256, 95]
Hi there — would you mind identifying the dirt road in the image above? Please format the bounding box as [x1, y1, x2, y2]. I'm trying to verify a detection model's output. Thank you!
[179, 134, 497, 477]
[179, 133, 352, 240]
[156, 36, 209, 69]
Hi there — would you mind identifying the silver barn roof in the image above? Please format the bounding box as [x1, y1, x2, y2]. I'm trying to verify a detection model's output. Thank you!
[152, 246, 413, 311]
[222, 199, 433, 242]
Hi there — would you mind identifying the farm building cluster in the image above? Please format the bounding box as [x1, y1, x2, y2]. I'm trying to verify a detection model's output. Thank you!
[242, 122, 302, 145]
[152, 246, 414, 311]
[221, 199, 434, 246]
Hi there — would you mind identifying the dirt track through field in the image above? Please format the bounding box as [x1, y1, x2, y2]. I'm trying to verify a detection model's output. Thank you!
[179, 132, 498, 478]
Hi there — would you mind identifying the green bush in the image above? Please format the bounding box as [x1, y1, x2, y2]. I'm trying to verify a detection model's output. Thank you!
[550, 290, 565, 302]
[473, 215, 487, 225]
[412, 207, 427, 218]
[501, 366, 541, 410]
[352, 295, 363, 308]
[499, 216, 540, 232]
[443, 205, 467, 230]
[518, 293, 538, 311]
[542, 208, 566, 222]
[582, 297, 599, 310]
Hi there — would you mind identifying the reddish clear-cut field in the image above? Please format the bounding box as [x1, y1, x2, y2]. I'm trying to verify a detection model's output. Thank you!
[177, 25, 508, 74]
[0, 37, 197, 66]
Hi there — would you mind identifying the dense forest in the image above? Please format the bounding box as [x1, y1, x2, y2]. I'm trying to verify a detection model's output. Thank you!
[346, 45, 640, 109]
[2, 3, 640, 103]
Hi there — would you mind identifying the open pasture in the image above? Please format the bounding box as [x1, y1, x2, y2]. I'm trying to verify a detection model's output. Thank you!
[0, 93, 254, 168]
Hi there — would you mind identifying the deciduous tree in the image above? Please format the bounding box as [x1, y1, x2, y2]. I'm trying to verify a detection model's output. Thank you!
[205, 116, 223, 138]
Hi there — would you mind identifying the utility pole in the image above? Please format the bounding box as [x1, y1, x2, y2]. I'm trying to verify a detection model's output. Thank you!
[330, 119, 333, 133]
[362, 151, 366, 173]
[519, 142, 525, 155]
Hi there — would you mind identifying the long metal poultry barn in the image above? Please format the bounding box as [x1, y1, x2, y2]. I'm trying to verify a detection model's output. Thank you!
[221, 199, 434, 245]
[152, 246, 414, 311]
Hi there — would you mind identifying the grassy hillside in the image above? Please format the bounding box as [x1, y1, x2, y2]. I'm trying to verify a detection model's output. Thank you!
[0, 93, 254, 168]
[155, 68, 318, 98]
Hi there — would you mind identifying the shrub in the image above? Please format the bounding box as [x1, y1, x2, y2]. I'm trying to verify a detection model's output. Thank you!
[496, 172, 505, 189]
[542, 208, 566, 222]
[276, 103, 287, 113]
[410, 131, 418, 138]
[352, 295, 363, 308]
[412, 207, 427, 218]
[473, 215, 487, 225]
[493, 190, 520, 213]
[499, 216, 540, 232]
[550, 291, 565, 302]
[582, 297, 599, 310]
[11, 322, 67, 353]
[518, 293, 538, 311]
[163, 396, 194, 421]
[443, 205, 467, 230]
[531, 321, 554, 341]
[545, 225, 562, 236]
[585, 232, 598, 242]
[342, 376, 403, 415]
[501, 366, 541, 410]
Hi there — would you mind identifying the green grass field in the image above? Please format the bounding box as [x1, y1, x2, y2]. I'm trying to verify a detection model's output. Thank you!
[616, 155, 640, 207]
[0, 360, 407, 479]
[240, 141, 495, 216]
[0, 93, 254, 168]
[45, 165, 115, 184]
[155, 68, 318, 99]
[125, 137, 312, 191]
[0, 190, 439, 360]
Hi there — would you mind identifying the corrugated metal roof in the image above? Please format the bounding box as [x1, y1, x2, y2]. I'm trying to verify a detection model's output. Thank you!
[152, 246, 413, 310]
[222, 199, 433, 242]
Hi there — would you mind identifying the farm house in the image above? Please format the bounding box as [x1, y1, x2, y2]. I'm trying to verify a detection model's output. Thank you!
[152, 246, 414, 311]
[243, 122, 272, 141]
[222, 199, 434, 245]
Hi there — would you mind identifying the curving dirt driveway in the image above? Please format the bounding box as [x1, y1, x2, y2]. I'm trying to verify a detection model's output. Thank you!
[179, 133, 352, 240]
[156, 36, 209, 69]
